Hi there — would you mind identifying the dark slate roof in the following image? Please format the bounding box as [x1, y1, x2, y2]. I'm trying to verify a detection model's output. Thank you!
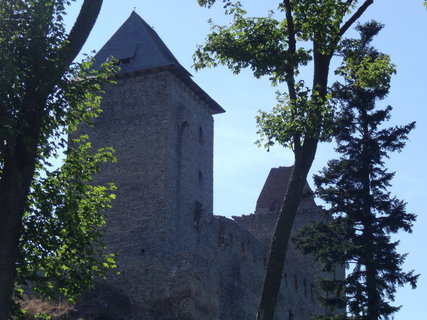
[93, 12, 225, 114]
[255, 166, 314, 212]
[93, 11, 189, 75]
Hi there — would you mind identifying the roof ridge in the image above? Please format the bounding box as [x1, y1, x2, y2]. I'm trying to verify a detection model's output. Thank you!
[129, 12, 191, 76]
[93, 11, 190, 76]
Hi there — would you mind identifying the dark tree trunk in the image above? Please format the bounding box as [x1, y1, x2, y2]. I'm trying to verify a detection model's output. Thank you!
[255, 2, 374, 317]
[0, 126, 41, 319]
[360, 107, 380, 320]
[365, 229, 380, 320]
[256, 51, 331, 320]
[256, 143, 317, 320]
[0, 1, 103, 318]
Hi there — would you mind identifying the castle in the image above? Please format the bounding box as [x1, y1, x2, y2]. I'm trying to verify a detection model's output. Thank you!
[80, 12, 336, 320]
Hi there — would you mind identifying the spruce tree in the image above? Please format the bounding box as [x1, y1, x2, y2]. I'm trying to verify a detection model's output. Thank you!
[294, 21, 418, 320]
[194, 2, 375, 318]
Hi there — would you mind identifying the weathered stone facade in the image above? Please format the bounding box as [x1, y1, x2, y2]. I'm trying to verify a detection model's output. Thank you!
[78, 12, 342, 320]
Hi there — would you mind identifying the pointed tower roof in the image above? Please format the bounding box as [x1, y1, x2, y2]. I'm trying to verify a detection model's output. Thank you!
[93, 11, 189, 75]
[93, 12, 225, 114]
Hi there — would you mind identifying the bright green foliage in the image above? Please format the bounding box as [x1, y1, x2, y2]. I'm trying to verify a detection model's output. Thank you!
[0, 1, 118, 318]
[18, 135, 117, 303]
[294, 22, 418, 320]
[196, 2, 373, 319]
[194, 0, 357, 78]
[197, 0, 224, 8]
[256, 87, 334, 150]
[0, 0, 114, 171]
[335, 24, 396, 92]
[193, 1, 362, 149]
[288, 0, 354, 53]
[194, 2, 311, 83]
[13, 135, 117, 320]
[339, 54, 394, 89]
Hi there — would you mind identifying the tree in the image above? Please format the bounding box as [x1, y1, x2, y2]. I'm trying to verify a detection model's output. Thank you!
[194, 1, 373, 319]
[294, 21, 418, 320]
[14, 134, 117, 320]
[0, 1, 108, 318]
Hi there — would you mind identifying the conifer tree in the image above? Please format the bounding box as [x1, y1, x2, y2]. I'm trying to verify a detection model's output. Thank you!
[195, 2, 374, 318]
[294, 21, 418, 320]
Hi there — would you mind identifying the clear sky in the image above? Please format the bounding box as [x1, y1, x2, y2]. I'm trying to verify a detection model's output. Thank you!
[65, 1, 427, 318]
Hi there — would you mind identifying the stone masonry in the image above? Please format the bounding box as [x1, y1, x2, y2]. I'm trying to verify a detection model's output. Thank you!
[78, 12, 341, 320]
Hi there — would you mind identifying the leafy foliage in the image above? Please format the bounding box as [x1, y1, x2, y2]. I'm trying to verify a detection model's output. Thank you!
[0, 0, 113, 173]
[194, 0, 350, 149]
[286, 0, 354, 53]
[17, 136, 117, 304]
[196, 2, 373, 319]
[12, 136, 117, 320]
[294, 22, 418, 320]
[194, 1, 312, 84]
[0, 0, 71, 156]
[0, 1, 119, 318]
[256, 86, 334, 150]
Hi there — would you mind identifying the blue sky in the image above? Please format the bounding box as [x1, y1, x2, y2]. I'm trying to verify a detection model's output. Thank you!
[65, 1, 427, 318]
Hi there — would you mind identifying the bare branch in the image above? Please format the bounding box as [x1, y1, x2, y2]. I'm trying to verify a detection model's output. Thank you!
[61, 0, 103, 67]
[340, 0, 374, 36]
[283, 0, 297, 101]
[284, 0, 296, 57]
[284, 0, 300, 154]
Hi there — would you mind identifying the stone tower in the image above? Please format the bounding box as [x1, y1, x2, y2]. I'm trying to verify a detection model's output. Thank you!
[89, 11, 224, 257]
[80, 12, 340, 320]
[83, 12, 225, 319]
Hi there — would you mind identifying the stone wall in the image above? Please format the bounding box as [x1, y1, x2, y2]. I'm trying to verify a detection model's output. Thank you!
[79, 68, 339, 320]
[233, 204, 330, 319]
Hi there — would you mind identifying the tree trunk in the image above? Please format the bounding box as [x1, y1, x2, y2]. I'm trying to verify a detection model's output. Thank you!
[0, 1, 103, 318]
[256, 52, 331, 320]
[365, 234, 379, 320]
[256, 137, 319, 320]
[360, 107, 379, 320]
[0, 130, 40, 319]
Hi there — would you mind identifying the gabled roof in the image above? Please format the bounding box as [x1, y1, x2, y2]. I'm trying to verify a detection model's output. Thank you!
[93, 12, 225, 114]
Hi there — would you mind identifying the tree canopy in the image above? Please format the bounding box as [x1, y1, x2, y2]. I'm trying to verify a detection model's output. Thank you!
[195, 1, 373, 319]
[0, 1, 120, 318]
[294, 21, 418, 320]
[14, 134, 117, 320]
